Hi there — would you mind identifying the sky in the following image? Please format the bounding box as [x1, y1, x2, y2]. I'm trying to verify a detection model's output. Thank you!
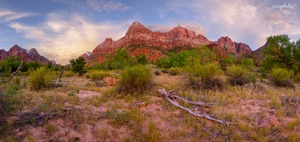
[0, 0, 299, 64]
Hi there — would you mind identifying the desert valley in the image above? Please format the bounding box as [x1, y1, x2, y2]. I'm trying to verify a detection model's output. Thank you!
[1, 0, 300, 142]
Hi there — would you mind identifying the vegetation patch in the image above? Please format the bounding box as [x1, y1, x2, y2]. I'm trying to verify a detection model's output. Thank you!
[29, 67, 55, 90]
[269, 67, 294, 87]
[116, 65, 152, 94]
[226, 65, 254, 86]
[186, 63, 224, 90]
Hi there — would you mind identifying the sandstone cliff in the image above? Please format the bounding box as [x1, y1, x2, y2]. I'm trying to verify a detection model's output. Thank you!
[86, 22, 252, 63]
[0, 45, 53, 64]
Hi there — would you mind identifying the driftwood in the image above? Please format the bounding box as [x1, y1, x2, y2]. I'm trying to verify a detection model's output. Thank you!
[7, 57, 24, 82]
[158, 88, 231, 125]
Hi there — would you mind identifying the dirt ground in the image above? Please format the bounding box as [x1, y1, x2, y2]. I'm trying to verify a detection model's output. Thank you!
[1, 73, 300, 142]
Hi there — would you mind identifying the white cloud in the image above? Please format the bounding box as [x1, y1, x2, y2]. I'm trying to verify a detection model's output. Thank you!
[86, 0, 129, 12]
[0, 9, 35, 23]
[166, 0, 300, 49]
[9, 12, 129, 64]
[148, 23, 206, 36]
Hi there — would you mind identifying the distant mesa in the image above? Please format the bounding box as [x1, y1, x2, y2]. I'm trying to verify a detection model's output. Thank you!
[84, 21, 254, 64]
[0, 45, 55, 64]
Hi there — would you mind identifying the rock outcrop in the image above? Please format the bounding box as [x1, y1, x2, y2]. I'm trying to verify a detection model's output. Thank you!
[86, 22, 252, 64]
[0, 45, 53, 64]
[0, 49, 8, 60]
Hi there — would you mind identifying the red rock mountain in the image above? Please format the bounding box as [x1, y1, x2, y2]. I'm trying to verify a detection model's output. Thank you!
[0, 45, 54, 64]
[85, 22, 252, 63]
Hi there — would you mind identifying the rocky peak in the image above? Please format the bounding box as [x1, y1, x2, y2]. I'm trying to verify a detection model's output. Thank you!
[29, 48, 38, 54]
[170, 26, 197, 38]
[0, 49, 8, 60]
[8, 45, 27, 56]
[1, 45, 53, 64]
[125, 21, 152, 37]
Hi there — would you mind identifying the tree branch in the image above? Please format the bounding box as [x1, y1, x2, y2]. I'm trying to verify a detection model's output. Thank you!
[158, 88, 231, 125]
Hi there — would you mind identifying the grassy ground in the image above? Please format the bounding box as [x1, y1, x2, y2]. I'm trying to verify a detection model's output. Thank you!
[0, 72, 299, 142]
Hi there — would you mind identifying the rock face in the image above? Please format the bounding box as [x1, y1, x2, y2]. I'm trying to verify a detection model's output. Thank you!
[252, 42, 267, 66]
[87, 22, 252, 64]
[0, 49, 8, 60]
[0, 45, 53, 64]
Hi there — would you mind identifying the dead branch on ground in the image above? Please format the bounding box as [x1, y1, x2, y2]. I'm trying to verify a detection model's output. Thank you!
[158, 88, 231, 125]
[14, 111, 58, 128]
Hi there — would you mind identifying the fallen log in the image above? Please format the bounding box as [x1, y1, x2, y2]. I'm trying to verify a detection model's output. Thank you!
[158, 88, 231, 125]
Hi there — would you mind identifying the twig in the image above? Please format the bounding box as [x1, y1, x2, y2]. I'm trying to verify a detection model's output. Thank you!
[158, 88, 231, 125]
[168, 90, 215, 107]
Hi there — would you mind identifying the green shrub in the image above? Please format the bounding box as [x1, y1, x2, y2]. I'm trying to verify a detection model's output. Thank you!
[269, 67, 294, 87]
[86, 70, 111, 81]
[117, 65, 152, 94]
[70, 57, 86, 75]
[168, 67, 182, 76]
[64, 71, 75, 77]
[294, 73, 300, 83]
[186, 63, 224, 90]
[136, 54, 148, 65]
[226, 65, 254, 85]
[100, 49, 136, 70]
[29, 67, 55, 90]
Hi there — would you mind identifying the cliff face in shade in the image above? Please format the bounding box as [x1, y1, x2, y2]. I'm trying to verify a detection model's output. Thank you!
[86, 22, 252, 64]
[0, 45, 54, 64]
[0, 49, 8, 60]
[251, 42, 268, 66]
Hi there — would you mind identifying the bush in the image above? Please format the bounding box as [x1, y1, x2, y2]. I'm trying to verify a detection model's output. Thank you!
[226, 65, 254, 85]
[86, 70, 111, 81]
[294, 73, 300, 83]
[64, 71, 75, 77]
[70, 57, 86, 75]
[269, 67, 294, 87]
[100, 49, 136, 70]
[186, 63, 224, 90]
[29, 67, 55, 90]
[117, 65, 152, 94]
[168, 67, 182, 76]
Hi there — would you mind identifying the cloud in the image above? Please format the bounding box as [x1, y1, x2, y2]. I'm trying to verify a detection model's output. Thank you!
[86, 0, 129, 12]
[166, 0, 300, 49]
[148, 23, 206, 36]
[0, 9, 35, 23]
[9, 12, 129, 64]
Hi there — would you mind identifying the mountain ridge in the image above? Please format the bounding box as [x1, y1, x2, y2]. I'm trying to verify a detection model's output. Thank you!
[85, 22, 253, 64]
[0, 45, 55, 64]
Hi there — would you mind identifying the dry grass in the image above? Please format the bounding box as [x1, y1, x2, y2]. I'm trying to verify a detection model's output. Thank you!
[0, 71, 299, 141]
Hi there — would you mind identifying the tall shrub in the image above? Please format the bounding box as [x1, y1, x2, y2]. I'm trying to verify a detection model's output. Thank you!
[29, 67, 55, 90]
[117, 65, 152, 94]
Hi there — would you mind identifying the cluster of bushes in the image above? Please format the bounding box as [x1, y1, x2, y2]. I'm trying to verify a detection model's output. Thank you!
[155, 46, 216, 68]
[262, 35, 300, 72]
[220, 54, 255, 69]
[93, 49, 149, 70]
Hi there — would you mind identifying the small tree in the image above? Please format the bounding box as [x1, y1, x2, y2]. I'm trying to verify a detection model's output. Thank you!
[70, 57, 86, 75]
[136, 54, 148, 65]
